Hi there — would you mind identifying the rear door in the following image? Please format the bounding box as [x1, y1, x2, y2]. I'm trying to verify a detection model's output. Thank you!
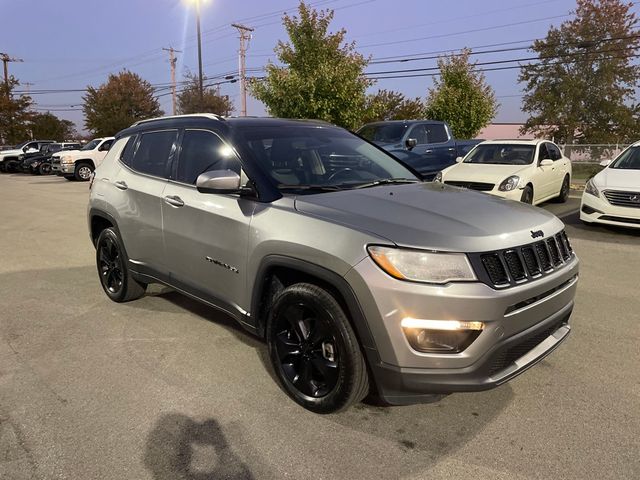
[115, 130, 177, 271]
[161, 129, 254, 316]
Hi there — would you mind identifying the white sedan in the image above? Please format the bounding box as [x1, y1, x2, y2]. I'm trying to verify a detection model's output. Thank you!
[435, 140, 572, 205]
[580, 142, 640, 228]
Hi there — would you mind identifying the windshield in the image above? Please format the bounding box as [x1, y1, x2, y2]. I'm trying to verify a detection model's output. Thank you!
[235, 126, 418, 193]
[357, 124, 408, 144]
[81, 139, 101, 151]
[464, 144, 535, 165]
[14, 141, 30, 149]
[610, 146, 640, 169]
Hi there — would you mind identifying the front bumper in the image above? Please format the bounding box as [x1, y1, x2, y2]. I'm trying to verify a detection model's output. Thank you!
[580, 191, 640, 228]
[52, 161, 74, 175]
[345, 252, 578, 405]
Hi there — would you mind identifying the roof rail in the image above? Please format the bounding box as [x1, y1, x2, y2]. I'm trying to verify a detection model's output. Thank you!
[132, 113, 225, 127]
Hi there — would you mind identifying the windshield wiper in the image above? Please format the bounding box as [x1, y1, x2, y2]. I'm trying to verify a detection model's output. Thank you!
[352, 178, 419, 189]
[278, 184, 344, 192]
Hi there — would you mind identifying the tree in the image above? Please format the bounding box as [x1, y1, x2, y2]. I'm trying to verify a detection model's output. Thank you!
[177, 73, 234, 116]
[424, 49, 497, 139]
[250, 1, 371, 129]
[361, 90, 424, 125]
[29, 112, 76, 140]
[0, 77, 33, 144]
[519, 0, 640, 144]
[83, 70, 162, 136]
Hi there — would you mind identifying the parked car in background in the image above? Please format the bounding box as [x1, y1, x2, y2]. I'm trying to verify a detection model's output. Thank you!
[435, 140, 571, 205]
[580, 141, 640, 228]
[357, 120, 481, 180]
[0, 140, 55, 172]
[51, 137, 114, 181]
[88, 114, 577, 413]
[20, 142, 82, 175]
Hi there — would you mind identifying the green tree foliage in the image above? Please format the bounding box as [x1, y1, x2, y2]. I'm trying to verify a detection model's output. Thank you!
[83, 70, 162, 136]
[177, 73, 234, 116]
[250, 1, 371, 129]
[519, 0, 640, 143]
[361, 90, 424, 125]
[29, 112, 76, 140]
[424, 49, 497, 139]
[0, 78, 33, 144]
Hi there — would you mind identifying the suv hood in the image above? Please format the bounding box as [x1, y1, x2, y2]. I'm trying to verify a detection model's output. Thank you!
[294, 183, 564, 252]
[0, 148, 23, 158]
[444, 163, 531, 182]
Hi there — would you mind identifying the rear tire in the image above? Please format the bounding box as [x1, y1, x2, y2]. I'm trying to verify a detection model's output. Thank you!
[75, 163, 94, 181]
[267, 283, 369, 413]
[521, 185, 534, 204]
[555, 176, 570, 203]
[96, 227, 146, 303]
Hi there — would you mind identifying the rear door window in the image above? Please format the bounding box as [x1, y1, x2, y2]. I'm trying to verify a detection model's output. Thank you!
[175, 129, 241, 185]
[130, 130, 177, 178]
[424, 124, 449, 143]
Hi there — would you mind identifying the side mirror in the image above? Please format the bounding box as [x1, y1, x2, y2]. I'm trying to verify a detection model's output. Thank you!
[599, 159, 611, 167]
[405, 138, 417, 150]
[196, 169, 241, 193]
[455, 156, 463, 163]
[540, 159, 553, 167]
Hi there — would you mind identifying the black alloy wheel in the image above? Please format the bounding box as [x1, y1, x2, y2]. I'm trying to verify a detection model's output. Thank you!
[267, 283, 369, 413]
[98, 234, 124, 295]
[273, 302, 340, 398]
[95, 228, 146, 302]
[39, 163, 52, 175]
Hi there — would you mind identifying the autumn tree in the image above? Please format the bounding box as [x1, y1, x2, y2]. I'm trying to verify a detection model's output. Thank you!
[0, 78, 33, 144]
[424, 49, 497, 139]
[519, 0, 640, 143]
[83, 70, 162, 136]
[361, 90, 424, 125]
[177, 73, 234, 116]
[250, 1, 371, 129]
[29, 112, 75, 140]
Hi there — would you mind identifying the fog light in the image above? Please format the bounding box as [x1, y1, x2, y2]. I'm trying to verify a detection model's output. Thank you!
[401, 318, 484, 353]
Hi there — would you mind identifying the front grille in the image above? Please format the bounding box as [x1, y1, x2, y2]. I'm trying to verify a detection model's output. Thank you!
[488, 316, 567, 377]
[445, 181, 495, 191]
[470, 230, 575, 289]
[603, 190, 640, 208]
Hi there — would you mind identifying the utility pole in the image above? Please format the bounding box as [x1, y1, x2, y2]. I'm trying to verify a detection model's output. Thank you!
[231, 23, 254, 117]
[22, 82, 34, 95]
[195, 0, 204, 110]
[0, 53, 24, 91]
[163, 47, 181, 115]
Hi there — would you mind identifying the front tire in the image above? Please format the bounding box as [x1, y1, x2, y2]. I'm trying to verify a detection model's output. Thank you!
[75, 163, 94, 181]
[267, 283, 369, 413]
[521, 185, 534, 204]
[38, 163, 52, 175]
[96, 228, 146, 303]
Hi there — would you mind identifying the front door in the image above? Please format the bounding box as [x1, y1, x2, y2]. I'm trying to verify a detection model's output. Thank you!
[161, 129, 255, 317]
[535, 143, 557, 200]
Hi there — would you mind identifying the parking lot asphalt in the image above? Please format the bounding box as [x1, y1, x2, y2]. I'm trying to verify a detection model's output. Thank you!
[1, 173, 638, 480]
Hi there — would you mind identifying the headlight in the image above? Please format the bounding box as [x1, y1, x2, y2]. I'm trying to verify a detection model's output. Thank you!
[433, 171, 443, 183]
[367, 245, 476, 284]
[585, 179, 599, 197]
[498, 175, 521, 191]
[60, 156, 74, 164]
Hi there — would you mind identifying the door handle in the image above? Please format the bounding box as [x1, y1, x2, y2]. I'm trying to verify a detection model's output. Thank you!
[164, 195, 184, 207]
[447, 147, 455, 151]
[114, 180, 128, 190]
[425, 149, 433, 154]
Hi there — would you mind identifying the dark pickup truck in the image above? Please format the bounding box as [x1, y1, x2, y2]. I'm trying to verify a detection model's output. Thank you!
[357, 120, 481, 180]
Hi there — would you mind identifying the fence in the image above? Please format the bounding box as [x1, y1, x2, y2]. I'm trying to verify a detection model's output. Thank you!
[559, 144, 628, 163]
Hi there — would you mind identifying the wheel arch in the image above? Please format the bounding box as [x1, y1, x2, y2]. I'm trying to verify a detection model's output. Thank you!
[250, 255, 379, 357]
[89, 208, 118, 247]
[75, 158, 96, 169]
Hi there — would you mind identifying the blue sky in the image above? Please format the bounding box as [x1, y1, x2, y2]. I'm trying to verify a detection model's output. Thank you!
[1, 0, 624, 133]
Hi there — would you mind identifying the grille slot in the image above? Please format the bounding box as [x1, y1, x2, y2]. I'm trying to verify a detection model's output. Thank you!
[444, 181, 495, 191]
[603, 190, 640, 208]
[481, 254, 509, 285]
[535, 242, 552, 271]
[473, 230, 574, 289]
[504, 250, 526, 281]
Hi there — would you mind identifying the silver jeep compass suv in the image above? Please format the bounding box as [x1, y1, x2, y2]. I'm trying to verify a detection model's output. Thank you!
[88, 114, 579, 413]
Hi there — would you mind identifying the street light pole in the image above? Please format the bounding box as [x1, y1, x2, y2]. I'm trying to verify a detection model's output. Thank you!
[195, 0, 204, 111]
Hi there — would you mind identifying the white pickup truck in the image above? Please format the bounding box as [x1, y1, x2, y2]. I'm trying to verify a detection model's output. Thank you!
[51, 137, 115, 181]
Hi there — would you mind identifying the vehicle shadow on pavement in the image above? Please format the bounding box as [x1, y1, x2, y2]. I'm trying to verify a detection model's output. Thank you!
[144, 413, 255, 480]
